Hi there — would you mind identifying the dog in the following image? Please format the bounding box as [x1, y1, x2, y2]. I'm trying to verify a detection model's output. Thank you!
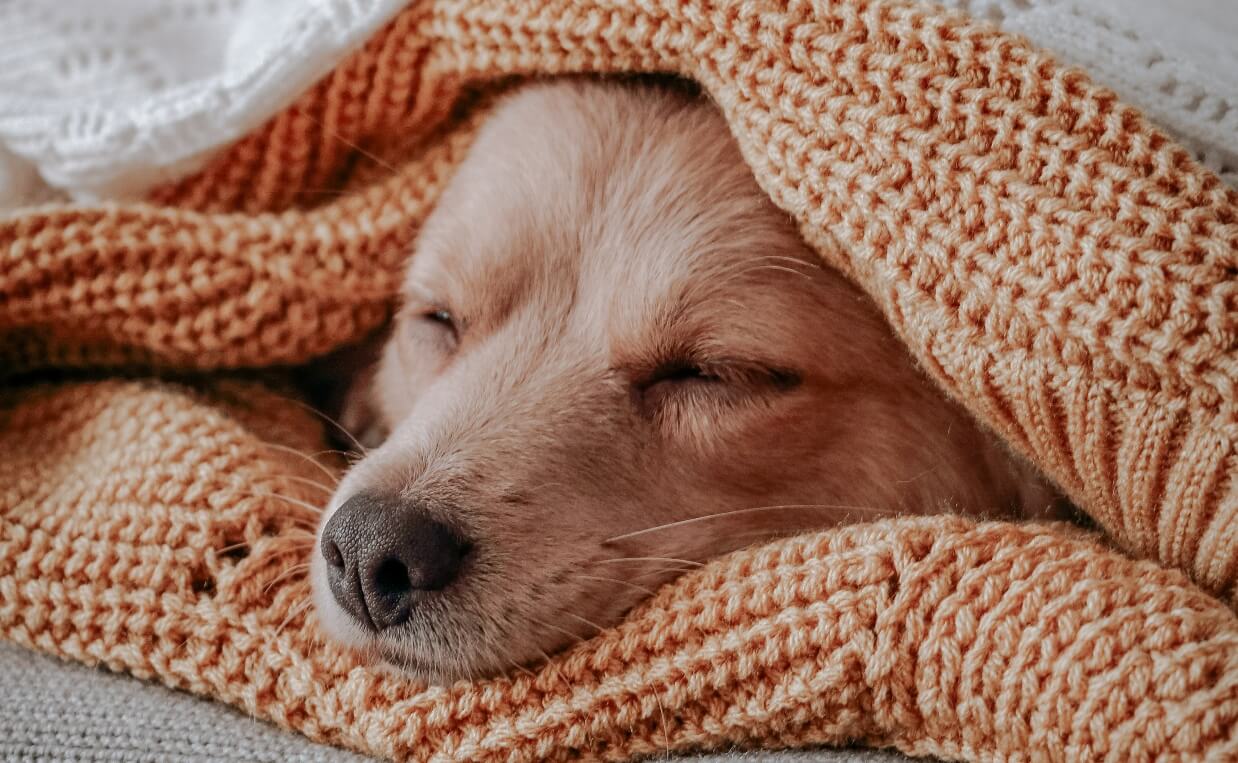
[309, 77, 1062, 683]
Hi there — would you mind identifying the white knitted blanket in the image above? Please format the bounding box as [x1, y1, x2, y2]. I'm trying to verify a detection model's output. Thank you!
[0, 0, 1234, 212]
[0, 0, 409, 208]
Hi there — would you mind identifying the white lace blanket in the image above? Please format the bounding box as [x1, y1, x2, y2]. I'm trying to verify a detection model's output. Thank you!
[0, 0, 408, 208]
[0, 0, 1234, 212]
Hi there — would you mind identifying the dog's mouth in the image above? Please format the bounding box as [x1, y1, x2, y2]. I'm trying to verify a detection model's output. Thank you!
[311, 542, 666, 683]
[374, 643, 444, 678]
[326, 607, 575, 684]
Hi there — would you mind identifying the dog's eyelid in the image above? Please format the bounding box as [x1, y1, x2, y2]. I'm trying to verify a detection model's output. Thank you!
[395, 302, 463, 353]
[643, 360, 715, 386]
[705, 360, 801, 388]
[397, 296, 461, 328]
[420, 308, 461, 345]
[424, 308, 455, 327]
[636, 357, 801, 393]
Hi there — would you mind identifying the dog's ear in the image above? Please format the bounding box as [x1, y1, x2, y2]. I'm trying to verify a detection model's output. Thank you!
[298, 327, 391, 453]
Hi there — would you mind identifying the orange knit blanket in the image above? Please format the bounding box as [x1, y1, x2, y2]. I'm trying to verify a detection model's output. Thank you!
[1, 1, 1235, 761]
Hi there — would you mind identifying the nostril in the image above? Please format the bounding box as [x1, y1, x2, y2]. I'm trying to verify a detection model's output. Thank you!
[402, 520, 468, 592]
[374, 558, 411, 595]
[320, 492, 472, 631]
[322, 540, 345, 569]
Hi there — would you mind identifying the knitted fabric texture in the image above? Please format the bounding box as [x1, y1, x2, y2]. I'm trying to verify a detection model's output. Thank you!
[1, 1, 1235, 761]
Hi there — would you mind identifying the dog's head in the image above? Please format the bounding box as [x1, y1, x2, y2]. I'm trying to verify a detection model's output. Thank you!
[310, 79, 1030, 682]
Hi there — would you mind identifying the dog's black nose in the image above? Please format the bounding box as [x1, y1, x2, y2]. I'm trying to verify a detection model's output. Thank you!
[320, 492, 469, 631]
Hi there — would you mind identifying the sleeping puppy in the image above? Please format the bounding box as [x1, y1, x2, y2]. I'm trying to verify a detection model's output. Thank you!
[310, 78, 1061, 683]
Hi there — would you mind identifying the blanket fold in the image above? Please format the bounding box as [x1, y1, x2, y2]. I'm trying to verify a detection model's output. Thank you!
[2, 380, 1234, 761]
[1, 1, 1235, 761]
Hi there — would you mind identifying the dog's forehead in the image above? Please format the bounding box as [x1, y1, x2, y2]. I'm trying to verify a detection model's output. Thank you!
[406, 81, 813, 336]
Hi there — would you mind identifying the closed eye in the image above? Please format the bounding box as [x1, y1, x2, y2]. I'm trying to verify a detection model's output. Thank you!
[645, 362, 719, 386]
[397, 304, 460, 354]
[422, 308, 457, 336]
[635, 359, 798, 414]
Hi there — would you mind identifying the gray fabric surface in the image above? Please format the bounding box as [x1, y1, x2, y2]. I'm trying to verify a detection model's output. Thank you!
[678, 752, 922, 763]
[0, 641, 929, 762]
[0, 641, 370, 762]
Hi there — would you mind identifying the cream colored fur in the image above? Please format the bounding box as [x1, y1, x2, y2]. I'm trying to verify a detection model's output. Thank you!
[311, 78, 1059, 683]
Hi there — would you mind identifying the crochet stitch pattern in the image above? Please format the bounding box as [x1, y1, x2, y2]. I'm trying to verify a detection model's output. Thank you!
[1, 1, 1235, 761]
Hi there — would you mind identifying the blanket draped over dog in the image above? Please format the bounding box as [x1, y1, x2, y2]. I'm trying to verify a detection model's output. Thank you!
[1, 1, 1235, 760]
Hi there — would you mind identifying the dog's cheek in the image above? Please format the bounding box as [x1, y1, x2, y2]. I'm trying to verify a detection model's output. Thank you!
[339, 370, 390, 449]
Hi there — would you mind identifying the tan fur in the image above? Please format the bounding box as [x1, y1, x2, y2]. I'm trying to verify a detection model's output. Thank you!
[311, 78, 1059, 683]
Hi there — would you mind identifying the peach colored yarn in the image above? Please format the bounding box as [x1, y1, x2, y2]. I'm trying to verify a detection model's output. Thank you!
[1, 1, 1235, 761]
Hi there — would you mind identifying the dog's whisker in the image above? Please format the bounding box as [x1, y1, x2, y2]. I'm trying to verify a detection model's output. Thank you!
[709, 253, 817, 281]
[623, 567, 712, 587]
[895, 465, 939, 485]
[293, 106, 399, 174]
[258, 545, 313, 564]
[558, 609, 607, 635]
[272, 394, 370, 456]
[749, 254, 823, 271]
[265, 523, 319, 538]
[703, 255, 820, 294]
[527, 615, 587, 645]
[237, 490, 326, 516]
[281, 520, 323, 533]
[745, 263, 819, 283]
[594, 556, 704, 568]
[217, 540, 249, 555]
[627, 566, 699, 581]
[601, 503, 897, 545]
[257, 442, 341, 484]
[264, 563, 311, 594]
[653, 684, 672, 760]
[271, 473, 336, 495]
[215, 525, 316, 556]
[500, 646, 538, 680]
[530, 643, 577, 694]
[274, 599, 314, 639]
[577, 574, 657, 597]
[732, 262, 822, 286]
[307, 448, 359, 461]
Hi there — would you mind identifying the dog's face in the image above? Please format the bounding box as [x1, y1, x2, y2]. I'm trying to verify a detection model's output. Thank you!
[311, 80, 1029, 683]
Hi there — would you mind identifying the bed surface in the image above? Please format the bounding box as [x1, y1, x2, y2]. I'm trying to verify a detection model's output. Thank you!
[0, 641, 928, 762]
